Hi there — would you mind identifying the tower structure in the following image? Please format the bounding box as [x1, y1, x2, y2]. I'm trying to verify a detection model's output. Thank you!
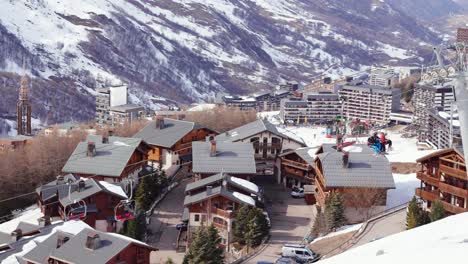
[17, 75, 32, 135]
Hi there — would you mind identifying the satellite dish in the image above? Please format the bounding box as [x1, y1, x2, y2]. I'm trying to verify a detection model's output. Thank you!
[448, 66, 457, 76]
[422, 73, 431, 81]
[431, 71, 439, 79]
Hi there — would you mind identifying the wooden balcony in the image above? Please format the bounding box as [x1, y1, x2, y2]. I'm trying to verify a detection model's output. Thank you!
[211, 207, 233, 219]
[415, 188, 438, 202]
[416, 172, 440, 187]
[439, 164, 467, 180]
[212, 221, 228, 230]
[175, 142, 193, 153]
[439, 182, 468, 198]
[282, 159, 311, 171]
[440, 200, 468, 214]
[253, 142, 282, 150]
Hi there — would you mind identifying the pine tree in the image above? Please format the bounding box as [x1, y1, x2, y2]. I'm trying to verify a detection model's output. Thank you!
[325, 192, 347, 231]
[430, 200, 446, 222]
[233, 205, 250, 244]
[312, 207, 329, 237]
[185, 225, 224, 264]
[164, 258, 175, 264]
[245, 214, 264, 248]
[135, 178, 152, 212]
[406, 196, 420, 230]
[125, 211, 146, 241]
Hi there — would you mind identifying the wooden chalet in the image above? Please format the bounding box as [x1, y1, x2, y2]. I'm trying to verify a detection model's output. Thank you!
[415, 148, 468, 214]
[62, 135, 151, 183]
[278, 147, 317, 188]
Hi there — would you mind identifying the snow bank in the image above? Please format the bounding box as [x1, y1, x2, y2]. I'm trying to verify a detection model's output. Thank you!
[230, 177, 259, 193]
[312, 223, 363, 244]
[320, 212, 468, 264]
[99, 181, 128, 199]
[387, 174, 419, 209]
[0, 208, 42, 234]
[232, 192, 256, 206]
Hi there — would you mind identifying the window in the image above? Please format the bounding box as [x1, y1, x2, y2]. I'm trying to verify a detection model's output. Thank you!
[295, 250, 304, 256]
[194, 214, 200, 222]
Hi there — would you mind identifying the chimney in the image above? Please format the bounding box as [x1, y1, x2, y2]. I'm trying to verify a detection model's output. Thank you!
[343, 152, 349, 168]
[56, 175, 65, 185]
[108, 130, 114, 137]
[210, 140, 217, 157]
[78, 180, 86, 192]
[155, 117, 165, 129]
[56, 233, 70, 248]
[11, 229, 22, 242]
[206, 186, 212, 195]
[85, 232, 101, 250]
[87, 142, 96, 157]
[102, 134, 109, 144]
[38, 216, 51, 227]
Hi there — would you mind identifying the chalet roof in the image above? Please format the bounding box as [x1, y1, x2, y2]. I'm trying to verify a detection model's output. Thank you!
[62, 135, 144, 177]
[416, 148, 465, 163]
[183, 186, 255, 207]
[216, 119, 305, 146]
[291, 147, 320, 167]
[319, 143, 375, 155]
[316, 151, 395, 189]
[192, 141, 256, 174]
[22, 226, 155, 264]
[37, 177, 127, 207]
[185, 173, 259, 195]
[134, 118, 208, 148]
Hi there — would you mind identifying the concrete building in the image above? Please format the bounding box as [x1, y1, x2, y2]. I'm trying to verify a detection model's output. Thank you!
[369, 67, 399, 87]
[337, 81, 400, 125]
[95, 85, 144, 126]
[280, 91, 342, 125]
[424, 111, 461, 149]
[109, 104, 145, 126]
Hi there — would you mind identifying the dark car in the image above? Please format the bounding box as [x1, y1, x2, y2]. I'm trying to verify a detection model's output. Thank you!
[275, 257, 298, 264]
[176, 223, 187, 231]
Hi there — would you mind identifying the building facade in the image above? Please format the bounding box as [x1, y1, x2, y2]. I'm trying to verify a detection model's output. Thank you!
[17, 75, 32, 135]
[278, 147, 316, 188]
[415, 148, 468, 215]
[369, 66, 398, 87]
[338, 82, 400, 125]
[280, 92, 342, 125]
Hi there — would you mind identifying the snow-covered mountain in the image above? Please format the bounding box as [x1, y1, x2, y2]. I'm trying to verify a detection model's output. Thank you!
[0, 0, 440, 123]
[387, 0, 464, 21]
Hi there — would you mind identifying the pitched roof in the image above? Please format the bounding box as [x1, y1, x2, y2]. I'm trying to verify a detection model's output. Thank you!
[316, 148, 395, 189]
[292, 147, 320, 167]
[185, 173, 259, 195]
[134, 118, 206, 148]
[62, 135, 143, 177]
[416, 148, 465, 163]
[37, 177, 127, 207]
[183, 186, 255, 206]
[192, 141, 256, 174]
[216, 119, 305, 146]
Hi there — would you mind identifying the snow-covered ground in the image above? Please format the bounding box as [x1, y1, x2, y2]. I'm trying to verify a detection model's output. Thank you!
[320, 212, 468, 264]
[0, 208, 43, 234]
[312, 223, 363, 244]
[387, 173, 419, 209]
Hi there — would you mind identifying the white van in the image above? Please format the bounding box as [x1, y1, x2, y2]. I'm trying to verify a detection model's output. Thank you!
[281, 244, 318, 263]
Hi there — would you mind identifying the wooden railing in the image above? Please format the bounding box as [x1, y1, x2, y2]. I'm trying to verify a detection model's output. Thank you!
[212, 207, 233, 219]
[440, 200, 468, 214]
[174, 142, 193, 153]
[282, 159, 311, 170]
[439, 182, 468, 198]
[439, 164, 467, 180]
[415, 188, 438, 201]
[253, 142, 282, 150]
[416, 172, 440, 187]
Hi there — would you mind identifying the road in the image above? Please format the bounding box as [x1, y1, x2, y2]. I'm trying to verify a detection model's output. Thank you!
[149, 180, 188, 264]
[351, 209, 406, 248]
[245, 183, 316, 263]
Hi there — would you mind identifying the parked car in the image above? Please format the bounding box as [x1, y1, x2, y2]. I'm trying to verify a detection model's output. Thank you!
[291, 188, 305, 198]
[275, 257, 299, 264]
[282, 244, 318, 263]
[176, 223, 187, 231]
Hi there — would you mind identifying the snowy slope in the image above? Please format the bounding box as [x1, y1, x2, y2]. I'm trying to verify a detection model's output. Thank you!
[0, 0, 440, 123]
[320, 212, 468, 263]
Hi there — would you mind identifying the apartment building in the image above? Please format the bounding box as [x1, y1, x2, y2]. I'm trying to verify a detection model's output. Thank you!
[416, 148, 468, 215]
[280, 92, 342, 125]
[95, 85, 144, 126]
[109, 104, 145, 126]
[337, 82, 400, 125]
[369, 66, 399, 87]
[425, 111, 461, 149]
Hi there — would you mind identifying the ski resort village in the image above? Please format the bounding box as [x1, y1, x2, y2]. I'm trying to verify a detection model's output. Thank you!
[2, 1, 468, 264]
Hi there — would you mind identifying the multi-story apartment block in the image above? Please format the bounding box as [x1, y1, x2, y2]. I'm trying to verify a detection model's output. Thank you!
[425, 110, 461, 149]
[457, 27, 468, 43]
[95, 85, 144, 126]
[369, 66, 399, 87]
[416, 148, 468, 215]
[337, 82, 400, 125]
[280, 92, 342, 125]
[216, 89, 293, 112]
[109, 104, 145, 126]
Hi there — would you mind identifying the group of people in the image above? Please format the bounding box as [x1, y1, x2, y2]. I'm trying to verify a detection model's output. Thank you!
[367, 132, 392, 154]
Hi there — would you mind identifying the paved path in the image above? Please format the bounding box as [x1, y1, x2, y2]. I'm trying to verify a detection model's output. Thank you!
[351, 209, 406, 248]
[149, 180, 188, 264]
[245, 184, 316, 264]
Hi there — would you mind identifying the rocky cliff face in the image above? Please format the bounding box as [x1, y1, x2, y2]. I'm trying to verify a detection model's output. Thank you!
[0, 0, 441, 123]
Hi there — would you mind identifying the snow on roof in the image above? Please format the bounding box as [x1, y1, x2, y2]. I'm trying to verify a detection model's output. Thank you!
[342, 145, 363, 153]
[99, 181, 128, 199]
[307, 147, 319, 159]
[320, 212, 468, 264]
[230, 177, 259, 193]
[0, 208, 43, 235]
[232, 192, 256, 206]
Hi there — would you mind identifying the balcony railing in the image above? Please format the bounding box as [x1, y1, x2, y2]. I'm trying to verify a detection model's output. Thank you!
[253, 142, 282, 150]
[440, 200, 468, 214]
[440, 164, 467, 180]
[211, 207, 233, 219]
[415, 188, 438, 201]
[439, 182, 468, 198]
[416, 172, 440, 187]
[282, 159, 311, 171]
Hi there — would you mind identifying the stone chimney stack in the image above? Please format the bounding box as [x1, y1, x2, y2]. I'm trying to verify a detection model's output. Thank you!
[78, 180, 86, 192]
[38, 216, 51, 227]
[210, 140, 217, 157]
[87, 142, 96, 157]
[11, 229, 22, 242]
[343, 152, 349, 168]
[85, 232, 101, 250]
[156, 117, 165, 129]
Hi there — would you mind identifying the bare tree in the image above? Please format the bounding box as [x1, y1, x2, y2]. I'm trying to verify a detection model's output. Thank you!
[185, 106, 257, 132]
